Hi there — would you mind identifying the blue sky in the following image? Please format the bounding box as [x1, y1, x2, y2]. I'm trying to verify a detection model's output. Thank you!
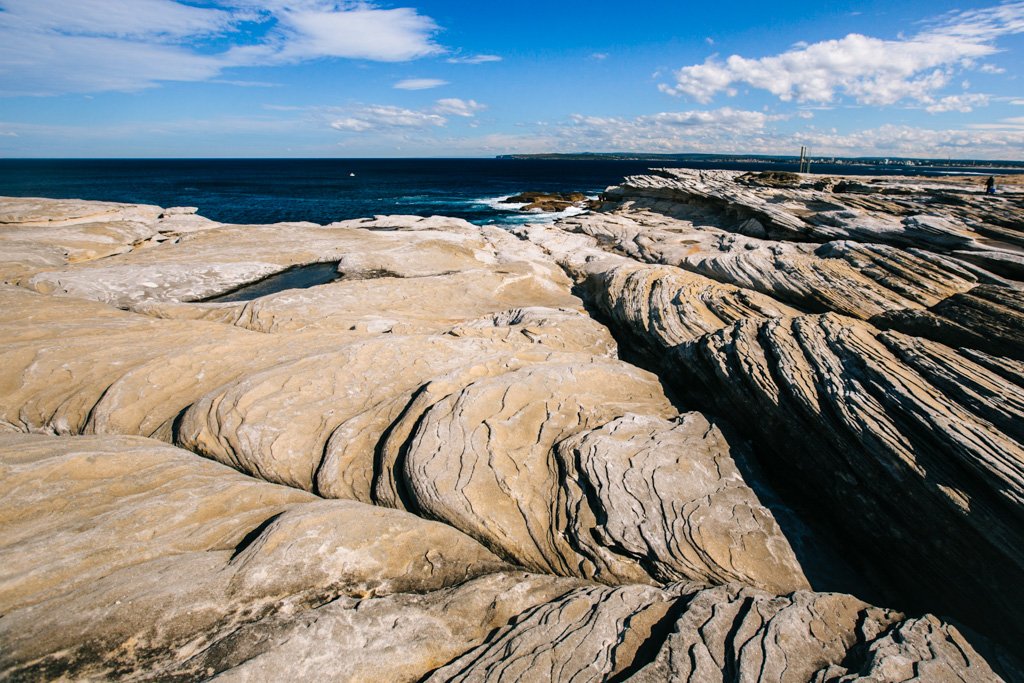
[0, 0, 1022, 158]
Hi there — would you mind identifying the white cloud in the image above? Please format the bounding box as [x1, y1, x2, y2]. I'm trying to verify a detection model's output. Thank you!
[560, 107, 780, 152]
[516, 107, 1024, 159]
[798, 122, 1024, 158]
[590, 53, 609, 60]
[925, 93, 991, 113]
[269, 5, 441, 62]
[0, 0, 446, 95]
[0, 0, 236, 39]
[660, 2, 1024, 109]
[329, 98, 486, 132]
[433, 98, 486, 117]
[967, 116, 1024, 129]
[922, 2, 1024, 40]
[330, 105, 446, 132]
[446, 54, 502, 64]
[211, 79, 281, 88]
[329, 117, 376, 132]
[0, 115, 305, 140]
[0, 32, 227, 95]
[394, 78, 449, 90]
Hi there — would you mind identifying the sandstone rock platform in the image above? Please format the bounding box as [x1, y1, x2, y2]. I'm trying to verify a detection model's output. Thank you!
[0, 178, 1020, 681]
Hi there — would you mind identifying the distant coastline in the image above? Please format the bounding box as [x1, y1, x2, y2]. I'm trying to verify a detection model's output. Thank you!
[496, 152, 1024, 171]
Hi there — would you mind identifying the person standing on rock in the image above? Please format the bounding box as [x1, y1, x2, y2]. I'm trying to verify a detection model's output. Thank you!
[986, 176, 997, 194]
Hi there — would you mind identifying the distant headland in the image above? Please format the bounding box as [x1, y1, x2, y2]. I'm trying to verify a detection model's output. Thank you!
[496, 151, 1024, 171]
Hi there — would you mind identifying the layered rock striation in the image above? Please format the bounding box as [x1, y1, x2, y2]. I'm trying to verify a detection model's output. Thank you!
[1, 178, 1020, 681]
[520, 168, 1024, 665]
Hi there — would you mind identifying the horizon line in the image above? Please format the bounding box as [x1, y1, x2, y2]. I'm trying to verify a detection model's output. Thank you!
[1, 154, 1023, 164]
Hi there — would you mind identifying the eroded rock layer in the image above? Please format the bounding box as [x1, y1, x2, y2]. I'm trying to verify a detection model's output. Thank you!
[519, 169, 1024, 660]
[0, 433, 509, 680]
[668, 314, 1024, 643]
[427, 582, 1003, 683]
[0, 435, 1002, 682]
[1, 185, 1018, 681]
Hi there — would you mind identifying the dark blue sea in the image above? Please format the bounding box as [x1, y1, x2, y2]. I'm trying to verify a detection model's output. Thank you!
[0, 158, 1018, 226]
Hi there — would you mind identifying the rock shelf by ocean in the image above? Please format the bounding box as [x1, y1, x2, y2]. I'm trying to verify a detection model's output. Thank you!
[0, 169, 1021, 681]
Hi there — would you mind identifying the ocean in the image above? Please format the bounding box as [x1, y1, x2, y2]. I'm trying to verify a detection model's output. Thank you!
[0, 158, 1017, 227]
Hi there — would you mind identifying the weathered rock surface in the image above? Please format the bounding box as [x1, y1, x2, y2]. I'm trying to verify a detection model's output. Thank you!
[174, 331, 807, 591]
[3, 432, 993, 682]
[551, 414, 805, 591]
[625, 584, 1003, 683]
[874, 283, 1024, 361]
[198, 571, 585, 682]
[520, 171, 1024, 662]
[383, 364, 806, 590]
[555, 195, 1015, 330]
[425, 582, 685, 682]
[605, 168, 1023, 253]
[666, 313, 1024, 647]
[0, 200, 809, 583]
[0, 186, 1018, 680]
[4, 278, 792, 590]
[427, 582, 1004, 683]
[0, 433, 507, 680]
[584, 260, 802, 352]
[0, 197, 217, 282]
[541, 170, 1023, 361]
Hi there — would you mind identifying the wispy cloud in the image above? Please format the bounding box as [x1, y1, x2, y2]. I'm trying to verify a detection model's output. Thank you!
[0, 115, 305, 140]
[925, 93, 991, 112]
[446, 54, 502, 64]
[0, 0, 446, 96]
[966, 115, 1024, 129]
[329, 98, 485, 132]
[0, 0, 237, 39]
[660, 1, 1023, 111]
[262, 104, 305, 111]
[211, 79, 282, 88]
[590, 53, 609, 60]
[434, 98, 486, 117]
[561, 107, 782, 151]
[330, 106, 446, 132]
[394, 78, 449, 90]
